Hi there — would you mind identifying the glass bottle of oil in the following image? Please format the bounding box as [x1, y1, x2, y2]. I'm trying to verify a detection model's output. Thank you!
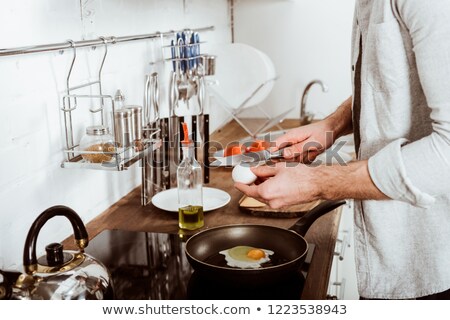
[177, 124, 204, 230]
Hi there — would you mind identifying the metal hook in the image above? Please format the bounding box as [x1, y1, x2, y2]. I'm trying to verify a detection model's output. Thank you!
[98, 36, 108, 82]
[96, 37, 109, 121]
[157, 31, 165, 62]
[66, 39, 77, 94]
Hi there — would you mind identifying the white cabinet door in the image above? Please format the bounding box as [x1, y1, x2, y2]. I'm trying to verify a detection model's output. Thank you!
[328, 200, 359, 300]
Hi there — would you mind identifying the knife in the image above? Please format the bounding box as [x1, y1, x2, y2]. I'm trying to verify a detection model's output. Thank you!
[168, 71, 180, 188]
[242, 148, 285, 163]
[210, 148, 285, 167]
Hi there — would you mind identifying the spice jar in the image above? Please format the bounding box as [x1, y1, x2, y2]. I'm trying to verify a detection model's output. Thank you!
[125, 105, 143, 151]
[79, 125, 115, 163]
[113, 109, 132, 148]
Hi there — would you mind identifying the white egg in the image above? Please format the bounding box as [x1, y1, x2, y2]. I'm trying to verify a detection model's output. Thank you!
[232, 163, 257, 185]
[219, 246, 274, 269]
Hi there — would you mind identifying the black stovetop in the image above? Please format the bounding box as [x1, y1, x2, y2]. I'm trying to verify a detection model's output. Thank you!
[85, 229, 315, 300]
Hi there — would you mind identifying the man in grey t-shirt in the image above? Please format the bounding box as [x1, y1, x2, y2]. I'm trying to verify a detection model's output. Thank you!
[236, 0, 450, 299]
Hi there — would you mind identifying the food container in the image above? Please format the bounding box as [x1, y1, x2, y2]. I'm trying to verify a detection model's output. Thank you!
[125, 105, 143, 150]
[113, 108, 132, 148]
[79, 125, 115, 163]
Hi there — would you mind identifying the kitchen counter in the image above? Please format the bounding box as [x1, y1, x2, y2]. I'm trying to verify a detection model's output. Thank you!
[65, 119, 342, 300]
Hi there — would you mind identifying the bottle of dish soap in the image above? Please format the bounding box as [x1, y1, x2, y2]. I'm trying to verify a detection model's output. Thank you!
[177, 122, 204, 230]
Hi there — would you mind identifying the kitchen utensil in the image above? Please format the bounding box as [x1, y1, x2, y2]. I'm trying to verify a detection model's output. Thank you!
[184, 200, 345, 285]
[210, 147, 245, 167]
[241, 148, 284, 163]
[12, 205, 113, 300]
[210, 145, 285, 167]
[192, 33, 210, 183]
[168, 71, 180, 188]
[177, 33, 185, 74]
[142, 72, 162, 204]
[170, 39, 177, 72]
[239, 195, 322, 218]
[189, 32, 197, 70]
[151, 187, 231, 212]
[151, 73, 163, 192]
[201, 109, 210, 183]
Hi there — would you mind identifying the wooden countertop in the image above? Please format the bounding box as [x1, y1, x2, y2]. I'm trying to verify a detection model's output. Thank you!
[73, 119, 342, 300]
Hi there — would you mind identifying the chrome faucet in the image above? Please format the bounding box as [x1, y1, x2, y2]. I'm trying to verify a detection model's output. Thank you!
[300, 80, 329, 125]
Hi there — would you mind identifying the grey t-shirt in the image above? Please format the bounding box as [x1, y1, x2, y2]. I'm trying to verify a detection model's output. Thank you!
[351, 0, 450, 299]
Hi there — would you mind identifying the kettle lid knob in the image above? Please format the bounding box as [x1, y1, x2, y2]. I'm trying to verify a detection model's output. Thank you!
[44, 243, 65, 267]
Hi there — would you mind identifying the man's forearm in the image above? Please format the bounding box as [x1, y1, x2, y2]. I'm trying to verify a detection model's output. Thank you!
[315, 160, 389, 201]
[325, 96, 353, 139]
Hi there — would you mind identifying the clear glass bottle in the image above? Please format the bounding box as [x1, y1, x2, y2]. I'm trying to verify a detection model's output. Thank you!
[177, 141, 204, 230]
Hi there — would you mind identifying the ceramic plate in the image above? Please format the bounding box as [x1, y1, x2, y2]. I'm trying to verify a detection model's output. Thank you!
[151, 187, 231, 212]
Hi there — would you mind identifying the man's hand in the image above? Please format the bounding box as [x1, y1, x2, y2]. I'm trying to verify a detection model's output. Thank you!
[234, 162, 322, 208]
[273, 96, 354, 162]
[235, 160, 389, 209]
[273, 120, 336, 162]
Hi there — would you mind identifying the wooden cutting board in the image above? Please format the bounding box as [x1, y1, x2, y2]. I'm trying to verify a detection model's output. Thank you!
[239, 195, 322, 218]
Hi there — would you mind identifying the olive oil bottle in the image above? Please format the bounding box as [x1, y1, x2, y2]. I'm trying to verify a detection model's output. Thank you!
[177, 123, 204, 230]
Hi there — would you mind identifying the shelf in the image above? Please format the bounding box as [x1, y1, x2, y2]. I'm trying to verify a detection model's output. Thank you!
[61, 133, 161, 171]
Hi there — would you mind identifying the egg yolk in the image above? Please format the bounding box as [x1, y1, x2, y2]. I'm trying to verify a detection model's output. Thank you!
[246, 248, 266, 260]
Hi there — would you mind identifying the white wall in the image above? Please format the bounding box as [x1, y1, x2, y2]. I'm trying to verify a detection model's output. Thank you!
[0, 0, 230, 270]
[233, 0, 355, 120]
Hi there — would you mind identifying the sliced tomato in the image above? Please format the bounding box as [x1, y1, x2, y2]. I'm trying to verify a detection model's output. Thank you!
[223, 145, 244, 157]
[245, 140, 269, 153]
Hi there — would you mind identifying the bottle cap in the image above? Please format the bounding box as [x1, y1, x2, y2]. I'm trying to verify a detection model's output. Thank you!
[86, 125, 110, 135]
[181, 122, 192, 145]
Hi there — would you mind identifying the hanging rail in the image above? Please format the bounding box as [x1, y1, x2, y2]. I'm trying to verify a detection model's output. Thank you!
[0, 25, 214, 57]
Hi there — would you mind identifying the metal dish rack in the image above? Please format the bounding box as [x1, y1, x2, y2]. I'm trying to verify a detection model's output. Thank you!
[59, 38, 160, 171]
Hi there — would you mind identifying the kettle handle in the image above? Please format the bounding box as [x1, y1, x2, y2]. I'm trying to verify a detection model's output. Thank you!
[23, 205, 88, 274]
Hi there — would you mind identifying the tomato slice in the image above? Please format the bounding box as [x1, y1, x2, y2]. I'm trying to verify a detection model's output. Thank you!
[245, 140, 269, 153]
[223, 145, 244, 157]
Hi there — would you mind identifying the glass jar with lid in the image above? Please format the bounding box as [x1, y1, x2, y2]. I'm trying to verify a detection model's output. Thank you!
[79, 125, 115, 163]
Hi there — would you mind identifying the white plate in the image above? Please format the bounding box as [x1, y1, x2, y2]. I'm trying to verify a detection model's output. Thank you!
[151, 187, 231, 212]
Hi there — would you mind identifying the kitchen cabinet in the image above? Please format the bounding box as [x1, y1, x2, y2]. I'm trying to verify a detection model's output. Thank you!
[327, 200, 358, 300]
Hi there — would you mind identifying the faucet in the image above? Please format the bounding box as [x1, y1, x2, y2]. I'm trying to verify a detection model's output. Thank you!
[300, 80, 328, 125]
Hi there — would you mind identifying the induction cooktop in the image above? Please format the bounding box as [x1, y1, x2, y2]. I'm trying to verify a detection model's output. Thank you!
[85, 229, 315, 300]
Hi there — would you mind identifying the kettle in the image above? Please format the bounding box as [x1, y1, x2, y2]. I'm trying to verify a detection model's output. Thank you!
[12, 205, 113, 300]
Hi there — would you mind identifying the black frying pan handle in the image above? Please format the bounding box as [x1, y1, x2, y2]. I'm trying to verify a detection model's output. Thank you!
[289, 200, 346, 237]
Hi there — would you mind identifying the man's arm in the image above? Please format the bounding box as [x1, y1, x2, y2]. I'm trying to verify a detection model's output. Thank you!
[326, 96, 354, 139]
[316, 160, 389, 201]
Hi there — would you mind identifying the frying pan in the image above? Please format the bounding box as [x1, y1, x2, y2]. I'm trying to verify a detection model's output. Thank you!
[185, 200, 345, 285]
